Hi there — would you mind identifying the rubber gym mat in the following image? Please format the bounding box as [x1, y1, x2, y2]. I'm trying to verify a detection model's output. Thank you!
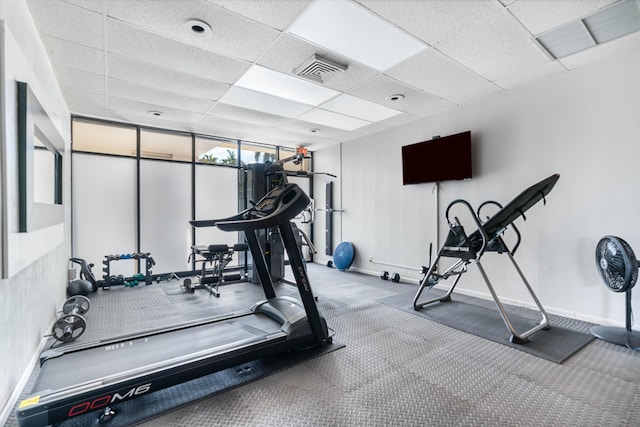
[55, 340, 344, 427]
[378, 290, 594, 364]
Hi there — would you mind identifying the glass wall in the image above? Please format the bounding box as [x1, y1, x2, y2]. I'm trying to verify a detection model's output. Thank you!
[140, 129, 192, 162]
[72, 119, 136, 156]
[71, 117, 315, 273]
[196, 136, 238, 165]
[240, 141, 277, 166]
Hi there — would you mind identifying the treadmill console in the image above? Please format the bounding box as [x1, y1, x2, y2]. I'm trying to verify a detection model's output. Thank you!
[217, 184, 309, 231]
[253, 186, 289, 216]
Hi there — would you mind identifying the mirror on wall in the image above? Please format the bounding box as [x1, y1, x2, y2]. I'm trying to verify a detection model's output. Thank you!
[17, 81, 64, 232]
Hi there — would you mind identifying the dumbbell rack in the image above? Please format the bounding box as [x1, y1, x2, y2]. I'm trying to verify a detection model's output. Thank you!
[101, 252, 155, 289]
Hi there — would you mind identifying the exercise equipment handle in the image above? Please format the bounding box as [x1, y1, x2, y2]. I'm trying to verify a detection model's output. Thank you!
[476, 200, 522, 255]
[445, 199, 489, 259]
[216, 184, 310, 231]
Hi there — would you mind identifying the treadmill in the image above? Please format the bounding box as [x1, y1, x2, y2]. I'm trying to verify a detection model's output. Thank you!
[17, 183, 330, 427]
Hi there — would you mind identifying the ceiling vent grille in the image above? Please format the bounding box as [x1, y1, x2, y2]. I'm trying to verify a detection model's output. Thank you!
[535, 0, 640, 59]
[294, 54, 347, 84]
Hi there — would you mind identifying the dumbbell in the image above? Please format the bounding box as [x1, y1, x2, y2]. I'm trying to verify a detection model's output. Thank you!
[51, 295, 91, 343]
[390, 273, 401, 283]
[380, 271, 389, 280]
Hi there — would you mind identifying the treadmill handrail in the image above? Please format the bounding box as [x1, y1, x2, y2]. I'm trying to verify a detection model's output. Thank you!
[189, 210, 249, 228]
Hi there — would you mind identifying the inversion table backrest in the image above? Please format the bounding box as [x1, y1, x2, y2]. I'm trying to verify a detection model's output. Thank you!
[467, 174, 560, 251]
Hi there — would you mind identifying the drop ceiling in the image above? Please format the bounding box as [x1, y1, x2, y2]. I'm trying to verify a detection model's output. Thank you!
[26, 0, 640, 150]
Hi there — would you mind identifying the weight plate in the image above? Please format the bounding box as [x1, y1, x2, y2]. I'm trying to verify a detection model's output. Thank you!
[63, 295, 91, 315]
[52, 314, 86, 342]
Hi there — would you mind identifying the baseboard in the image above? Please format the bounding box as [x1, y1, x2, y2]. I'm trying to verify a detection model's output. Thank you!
[0, 336, 48, 426]
[343, 265, 635, 332]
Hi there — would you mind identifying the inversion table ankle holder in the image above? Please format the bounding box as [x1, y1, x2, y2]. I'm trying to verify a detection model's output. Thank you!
[413, 174, 560, 344]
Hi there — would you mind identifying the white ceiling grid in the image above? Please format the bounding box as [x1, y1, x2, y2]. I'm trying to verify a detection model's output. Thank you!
[25, 0, 640, 150]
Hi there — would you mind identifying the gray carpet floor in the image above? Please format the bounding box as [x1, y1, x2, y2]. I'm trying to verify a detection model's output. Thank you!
[7, 263, 640, 426]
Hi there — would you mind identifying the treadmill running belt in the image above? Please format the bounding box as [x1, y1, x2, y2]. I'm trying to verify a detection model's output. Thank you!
[34, 313, 284, 392]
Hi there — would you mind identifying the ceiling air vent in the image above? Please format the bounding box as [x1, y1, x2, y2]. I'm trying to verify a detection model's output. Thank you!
[294, 54, 347, 84]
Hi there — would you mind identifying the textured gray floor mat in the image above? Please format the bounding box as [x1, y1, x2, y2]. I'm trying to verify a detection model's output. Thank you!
[378, 290, 594, 363]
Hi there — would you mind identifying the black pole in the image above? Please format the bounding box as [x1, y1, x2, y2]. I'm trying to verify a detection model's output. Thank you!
[244, 230, 276, 299]
[279, 222, 328, 343]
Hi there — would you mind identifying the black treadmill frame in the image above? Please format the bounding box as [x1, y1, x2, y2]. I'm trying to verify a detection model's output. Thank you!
[17, 183, 329, 427]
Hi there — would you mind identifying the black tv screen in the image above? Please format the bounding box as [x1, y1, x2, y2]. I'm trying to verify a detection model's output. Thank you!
[402, 131, 472, 185]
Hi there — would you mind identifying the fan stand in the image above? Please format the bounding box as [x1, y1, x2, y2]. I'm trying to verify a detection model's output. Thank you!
[590, 288, 640, 350]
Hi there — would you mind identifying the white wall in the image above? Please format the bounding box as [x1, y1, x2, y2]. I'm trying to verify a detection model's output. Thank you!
[0, 0, 71, 420]
[314, 48, 640, 328]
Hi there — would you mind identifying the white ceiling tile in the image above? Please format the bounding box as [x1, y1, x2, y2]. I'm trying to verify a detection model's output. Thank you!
[67, 102, 107, 118]
[235, 65, 340, 106]
[320, 94, 401, 122]
[507, 0, 617, 35]
[26, 0, 640, 148]
[41, 35, 104, 75]
[206, 103, 290, 127]
[55, 66, 104, 94]
[409, 100, 457, 118]
[106, 0, 280, 62]
[444, 83, 502, 106]
[59, 0, 103, 13]
[256, 34, 378, 92]
[386, 49, 496, 101]
[559, 31, 640, 69]
[287, 0, 426, 71]
[347, 75, 442, 112]
[62, 87, 105, 108]
[28, 0, 103, 49]
[356, 0, 502, 46]
[298, 109, 371, 131]
[279, 119, 355, 140]
[108, 79, 215, 113]
[376, 111, 421, 128]
[106, 19, 249, 84]
[493, 61, 566, 90]
[107, 110, 194, 133]
[107, 54, 229, 101]
[205, 0, 311, 31]
[218, 86, 313, 118]
[108, 96, 204, 124]
[193, 115, 274, 142]
[437, 10, 549, 81]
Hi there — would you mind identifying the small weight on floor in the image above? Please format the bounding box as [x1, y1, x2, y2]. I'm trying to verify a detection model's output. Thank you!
[390, 273, 401, 283]
[380, 271, 389, 280]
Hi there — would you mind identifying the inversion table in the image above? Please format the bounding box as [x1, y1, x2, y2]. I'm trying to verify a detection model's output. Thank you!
[413, 174, 560, 344]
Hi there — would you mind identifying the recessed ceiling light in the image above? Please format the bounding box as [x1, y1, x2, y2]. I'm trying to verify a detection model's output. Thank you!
[287, 0, 426, 71]
[235, 65, 339, 106]
[387, 94, 405, 102]
[185, 19, 212, 37]
[148, 110, 164, 117]
[310, 128, 320, 133]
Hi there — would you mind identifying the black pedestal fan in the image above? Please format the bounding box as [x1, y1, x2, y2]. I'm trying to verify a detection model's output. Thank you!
[592, 236, 640, 350]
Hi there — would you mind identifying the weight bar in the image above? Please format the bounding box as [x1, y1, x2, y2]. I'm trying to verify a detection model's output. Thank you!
[51, 295, 90, 343]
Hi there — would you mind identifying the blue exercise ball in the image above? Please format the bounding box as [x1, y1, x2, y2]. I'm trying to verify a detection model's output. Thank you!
[333, 242, 355, 271]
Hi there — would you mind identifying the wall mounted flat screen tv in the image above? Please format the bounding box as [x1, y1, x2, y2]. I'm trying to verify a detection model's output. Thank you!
[402, 131, 472, 185]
